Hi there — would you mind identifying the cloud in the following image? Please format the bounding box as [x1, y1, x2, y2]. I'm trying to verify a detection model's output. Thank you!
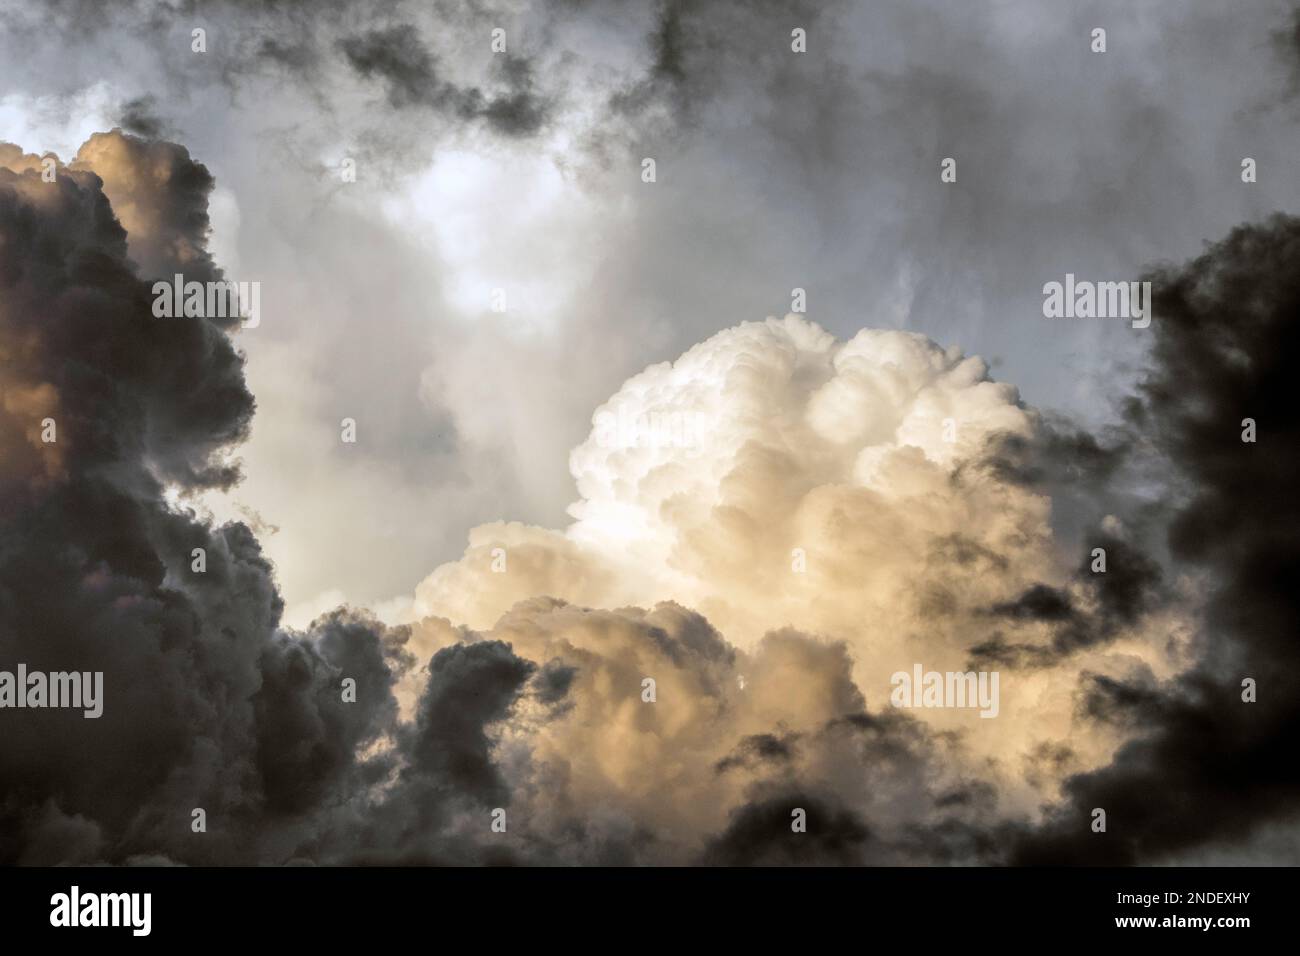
[0, 133, 406, 864]
[1011, 214, 1300, 864]
[387, 601, 1015, 864]
[337, 27, 548, 137]
[8, 0, 1299, 630]
[409, 314, 1189, 830]
[7, 132, 986, 865]
[71, 130, 224, 289]
[116, 94, 167, 139]
[4, 0, 1300, 864]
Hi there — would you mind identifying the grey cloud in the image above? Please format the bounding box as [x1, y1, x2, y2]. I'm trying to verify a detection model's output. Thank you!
[3, 0, 1300, 868]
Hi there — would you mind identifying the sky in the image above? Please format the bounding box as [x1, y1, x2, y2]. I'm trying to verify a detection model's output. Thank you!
[1, 0, 1299, 865]
[4, 0, 1298, 623]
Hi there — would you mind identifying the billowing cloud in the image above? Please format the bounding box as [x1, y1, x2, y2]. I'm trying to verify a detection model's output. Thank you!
[4, 0, 1300, 862]
[0, 134, 404, 865]
[1011, 214, 1300, 864]
[7, 0, 1298, 629]
[409, 312, 1194, 830]
[5, 130, 1153, 865]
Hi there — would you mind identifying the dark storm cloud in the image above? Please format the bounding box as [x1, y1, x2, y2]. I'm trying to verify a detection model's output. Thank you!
[607, 0, 832, 127]
[970, 530, 1164, 669]
[700, 791, 873, 865]
[714, 732, 798, 774]
[0, 133, 527, 865]
[531, 657, 578, 707]
[338, 27, 445, 110]
[607, 0, 690, 120]
[960, 401, 1169, 671]
[978, 422, 1130, 490]
[117, 95, 167, 138]
[338, 27, 549, 136]
[1011, 214, 1300, 864]
[1081, 528, 1164, 627]
[702, 707, 1014, 865]
[0, 1, 557, 148]
[253, 610, 407, 816]
[0, 139, 264, 862]
[991, 583, 1077, 623]
[0, 135, 246, 493]
[402, 640, 535, 804]
[11, 0, 826, 150]
[478, 55, 549, 137]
